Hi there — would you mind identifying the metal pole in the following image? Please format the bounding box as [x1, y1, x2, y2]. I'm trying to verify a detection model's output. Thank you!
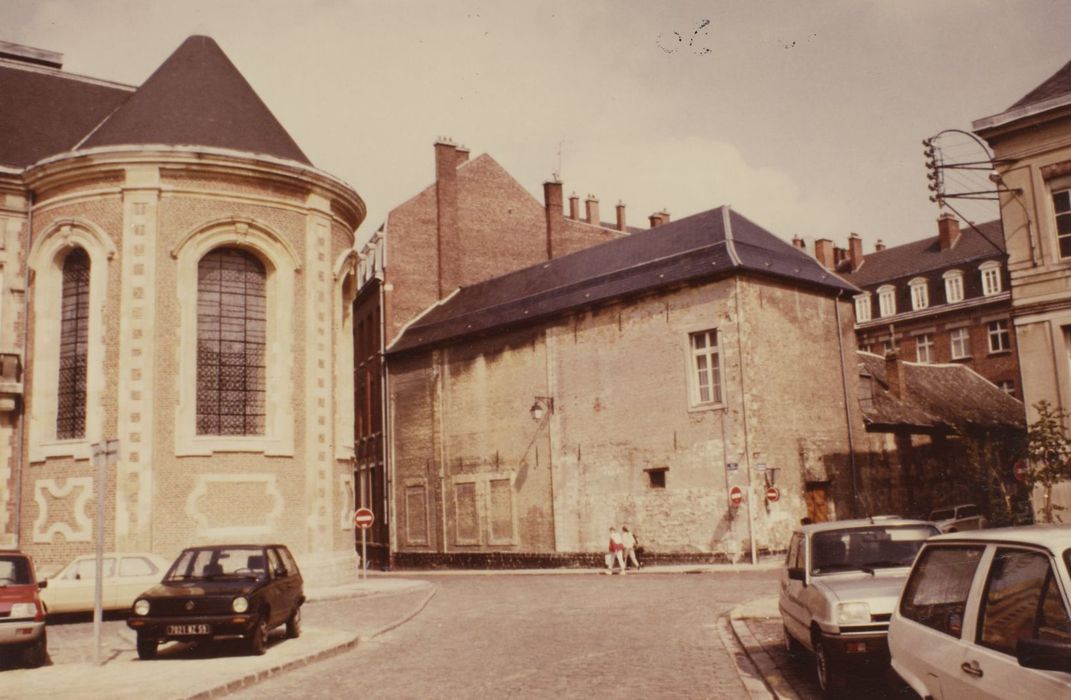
[93, 442, 104, 666]
[361, 527, 367, 580]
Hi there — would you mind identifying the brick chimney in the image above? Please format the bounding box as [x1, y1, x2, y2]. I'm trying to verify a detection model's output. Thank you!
[616, 201, 627, 232]
[848, 233, 864, 271]
[875, 239, 886, 252]
[455, 145, 470, 166]
[648, 211, 671, 228]
[543, 179, 564, 259]
[792, 235, 806, 250]
[568, 193, 580, 220]
[938, 213, 960, 251]
[658, 209, 671, 224]
[814, 239, 835, 269]
[434, 138, 461, 298]
[885, 349, 903, 399]
[585, 195, 600, 226]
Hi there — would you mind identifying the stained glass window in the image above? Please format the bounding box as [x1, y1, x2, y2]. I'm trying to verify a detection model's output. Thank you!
[57, 248, 89, 440]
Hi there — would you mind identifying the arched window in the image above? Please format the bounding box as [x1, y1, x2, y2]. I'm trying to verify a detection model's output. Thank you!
[979, 261, 1002, 296]
[196, 248, 266, 435]
[909, 278, 929, 311]
[56, 248, 90, 440]
[877, 285, 896, 317]
[944, 270, 964, 303]
[854, 293, 871, 323]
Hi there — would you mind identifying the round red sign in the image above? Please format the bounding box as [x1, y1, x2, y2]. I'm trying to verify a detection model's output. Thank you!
[353, 507, 375, 528]
[766, 486, 780, 503]
[1013, 460, 1029, 482]
[729, 486, 744, 507]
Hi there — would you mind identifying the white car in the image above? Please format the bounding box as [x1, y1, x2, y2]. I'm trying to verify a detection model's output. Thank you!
[780, 517, 939, 697]
[890, 525, 1071, 699]
[929, 503, 988, 533]
[41, 552, 170, 613]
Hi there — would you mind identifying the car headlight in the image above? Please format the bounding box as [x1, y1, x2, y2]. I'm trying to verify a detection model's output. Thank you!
[133, 599, 150, 616]
[232, 596, 249, 613]
[9, 602, 37, 618]
[836, 602, 872, 624]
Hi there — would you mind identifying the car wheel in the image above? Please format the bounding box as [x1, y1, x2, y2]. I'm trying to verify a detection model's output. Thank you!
[136, 634, 158, 661]
[783, 625, 803, 657]
[248, 613, 269, 655]
[22, 631, 47, 668]
[814, 637, 847, 698]
[286, 606, 302, 639]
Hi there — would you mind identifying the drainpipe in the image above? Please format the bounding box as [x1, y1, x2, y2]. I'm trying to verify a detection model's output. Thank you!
[380, 279, 394, 568]
[732, 277, 758, 565]
[13, 191, 33, 548]
[834, 292, 860, 516]
[436, 350, 448, 554]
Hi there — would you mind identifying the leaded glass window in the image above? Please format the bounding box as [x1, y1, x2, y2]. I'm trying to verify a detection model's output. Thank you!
[57, 248, 89, 440]
[196, 249, 266, 435]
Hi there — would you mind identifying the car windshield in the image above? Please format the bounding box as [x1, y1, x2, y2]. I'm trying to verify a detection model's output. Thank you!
[0, 556, 32, 585]
[930, 508, 954, 520]
[165, 547, 268, 582]
[810, 525, 937, 575]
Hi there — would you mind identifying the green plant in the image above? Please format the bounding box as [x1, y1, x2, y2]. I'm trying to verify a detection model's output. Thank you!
[964, 430, 1028, 526]
[1025, 400, 1071, 523]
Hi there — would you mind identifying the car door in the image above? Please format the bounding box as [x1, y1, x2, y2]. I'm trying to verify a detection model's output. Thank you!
[47, 556, 117, 612]
[263, 548, 288, 627]
[271, 546, 301, 616]
[114, 556, 162, 610]
[951, 546, 1071, 700]
[779, 532, 810, 644]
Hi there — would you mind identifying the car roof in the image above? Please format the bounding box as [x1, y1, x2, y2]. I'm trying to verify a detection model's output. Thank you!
[928, 524, 1071, 550]
[799, 517, 936, 535]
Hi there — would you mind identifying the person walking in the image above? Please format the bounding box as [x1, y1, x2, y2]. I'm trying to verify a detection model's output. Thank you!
[622, 526, 640, 570]
[606, 526, 626, 574]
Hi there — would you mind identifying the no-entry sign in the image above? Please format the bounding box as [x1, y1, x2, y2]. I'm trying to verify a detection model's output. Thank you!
[353, 507, 375, 529]
[766, 486, 780, 503]
[1013, 460, 1029, 482]
[729, 486, 744, 507]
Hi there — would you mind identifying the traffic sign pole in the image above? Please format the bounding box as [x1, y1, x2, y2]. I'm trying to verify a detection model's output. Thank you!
[353, 508, 375, 580]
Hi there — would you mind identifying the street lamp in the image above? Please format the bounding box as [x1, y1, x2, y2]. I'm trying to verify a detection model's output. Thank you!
[529, 396, 554, 422]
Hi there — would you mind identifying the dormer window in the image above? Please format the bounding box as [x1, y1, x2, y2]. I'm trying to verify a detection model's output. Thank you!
[943, 270, 964, 304]
[1054, 189, 1071, 258]
[909, 278, 929, 311]
[854, 293, 871, 323]
[877, 285, 896, 318]
[980, 261, 1002, 296]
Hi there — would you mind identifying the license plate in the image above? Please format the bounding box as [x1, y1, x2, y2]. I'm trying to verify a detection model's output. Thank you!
[166, 624, 211, 636]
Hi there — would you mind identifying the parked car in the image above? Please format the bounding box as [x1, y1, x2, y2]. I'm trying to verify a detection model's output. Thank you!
[0, 551, 48, 667]
[41, 552, 170, 614]
[929, 503, 988, 533]
[889, 525, 1071, 699]
[779, 516, 939, 697]
[127, 544, 304, 660]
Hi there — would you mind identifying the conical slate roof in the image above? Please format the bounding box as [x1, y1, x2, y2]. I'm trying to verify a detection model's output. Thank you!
[1008, 58, 1071, 112]
[81, 36, 310, 164]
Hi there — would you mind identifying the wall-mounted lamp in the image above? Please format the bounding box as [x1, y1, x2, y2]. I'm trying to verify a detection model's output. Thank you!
[530, 396, 554, 422]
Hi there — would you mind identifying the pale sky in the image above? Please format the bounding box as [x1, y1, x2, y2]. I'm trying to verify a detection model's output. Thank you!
[5, 0, 1070, 251]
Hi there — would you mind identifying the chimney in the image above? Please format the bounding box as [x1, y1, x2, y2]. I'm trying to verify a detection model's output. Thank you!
[885, 349, 903, 399]
[434, 138, 461, 298]
[585, 195, 600, 226]
[616, 201, 627, 232]
[568, 193, 580, 220]
[658, 209, 671, 224]
[875, 239, 886, 252]
[543, 179, 564, 260]
[938, 213, 960, 251]
[792, 235, 806, 250]
[455, 145, 470, 166]
[848, 233, 864, 271]
[814, 239, 835, 269]
[649, 213, 662, 228]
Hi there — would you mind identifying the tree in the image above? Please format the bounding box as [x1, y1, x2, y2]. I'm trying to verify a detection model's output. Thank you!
[1025, 400, 1071, 523]
[964, 429, 1028, 527]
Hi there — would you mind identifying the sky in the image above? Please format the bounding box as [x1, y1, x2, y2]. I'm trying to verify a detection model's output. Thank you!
[4, 0, 1070, 251]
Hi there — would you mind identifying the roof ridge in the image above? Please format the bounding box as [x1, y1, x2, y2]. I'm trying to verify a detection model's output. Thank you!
[0, 57, 136, 91]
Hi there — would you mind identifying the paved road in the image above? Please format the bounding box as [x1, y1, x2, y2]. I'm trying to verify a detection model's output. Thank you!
[228, 570, 780, 699]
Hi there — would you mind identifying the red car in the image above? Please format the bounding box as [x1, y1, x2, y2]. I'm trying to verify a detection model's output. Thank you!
[0, 551, 48, 668]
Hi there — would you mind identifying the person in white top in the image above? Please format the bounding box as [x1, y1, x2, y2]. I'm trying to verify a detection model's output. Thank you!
[606, 526, 626, 574]
[621, 526, 640, 570]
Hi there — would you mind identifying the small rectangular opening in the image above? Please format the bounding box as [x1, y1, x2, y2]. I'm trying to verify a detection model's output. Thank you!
[646, 468, 667, 489]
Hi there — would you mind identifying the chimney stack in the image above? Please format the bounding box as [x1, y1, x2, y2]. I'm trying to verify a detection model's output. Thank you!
[658, 209, 671, 225]
[792, 235, 806, 250]
[568, 193, 580, 220]
[616, 201, 627, 232]
[543, 179, 564, 260]
[885, 349, 904, 399]
[938, 213, 960, 251]
[455, 145, 470, 166]
[434, 138, 461, 298]
[848, 233, 864, 271]
[875, 239, 886, 252]
[585, 195, 600, 226]
[814, 239, 835, 269]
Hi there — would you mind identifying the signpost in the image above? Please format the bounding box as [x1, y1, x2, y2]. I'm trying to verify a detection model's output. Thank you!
[354, 507, 374, 580]
[91, 439, 119, 667]
[729, 485, 744, 508]
[766, 486, 781, 503]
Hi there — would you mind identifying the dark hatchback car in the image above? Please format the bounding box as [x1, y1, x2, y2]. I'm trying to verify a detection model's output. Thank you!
[127, 544, 304, 659]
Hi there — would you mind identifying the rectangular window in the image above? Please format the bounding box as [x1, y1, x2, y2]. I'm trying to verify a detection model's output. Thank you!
[981, 265, 1002, 295]
[979, 549, 1071, 655]
[1054, 189, 1071, 258]
[950, 327, 970, 359]
[945, 274, 964, 304]
[404, 484, 428, 545]
[689, 330, 722, 405]
[854, 295, 871, 323]
[915, 334, 935, 363]
[900, 545, 985, 638]
[646, 468, 667, 489]
[910, 282, 929, 311]
[453, 481, 479, 544]
[878, 287, 896, 317]
[488, 478, 514, 544]
[987, 320, 1010, 353]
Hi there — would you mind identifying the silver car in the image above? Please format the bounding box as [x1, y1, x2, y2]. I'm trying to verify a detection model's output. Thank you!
[779, 516, 939, 697]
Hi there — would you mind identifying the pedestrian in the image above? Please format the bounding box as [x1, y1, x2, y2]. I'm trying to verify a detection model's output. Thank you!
[606, 526, 626, 574]
[622, 526, 640, 570]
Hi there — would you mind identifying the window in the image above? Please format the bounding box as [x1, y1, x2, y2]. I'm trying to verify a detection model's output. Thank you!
[646, 468, 667, 489]
[119, 556, 158, 577]
[900, 545, 985, 638]
[998, 380, 1015, 396]
[1054, 189, 1071, 258]
[944, 270, 964, 304]
[915, 334, 935, 363]
[57, 248, 90, 440]
[979, 548, 1071, 655]
[950, 327, 971, 359]
[854, 293, 871, 323]
[196, 248, 266, 436]
[909, 278, 929, 311]
[877, 285, 896, 317]
[689, 329, 722, 405]
[980, 261, 1002, 296]
[987, 320, 1010, 353]
[785, 533, 800, 566]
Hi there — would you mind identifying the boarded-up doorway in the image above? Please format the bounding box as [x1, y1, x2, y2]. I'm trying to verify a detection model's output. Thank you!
[805, 482, 831, 523]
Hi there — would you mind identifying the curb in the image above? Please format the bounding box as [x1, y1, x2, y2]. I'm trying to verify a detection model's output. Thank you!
[728, 607, 801, 700]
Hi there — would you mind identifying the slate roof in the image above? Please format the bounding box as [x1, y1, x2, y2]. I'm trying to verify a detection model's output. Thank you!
[1008, 58, 1071, 111]
[81, 36, 310, 164]
[0, 61, 132, 168]
[842, 219, 1004, 288]
[390, 206, 857, 353]
[858, 351, 1025, 433]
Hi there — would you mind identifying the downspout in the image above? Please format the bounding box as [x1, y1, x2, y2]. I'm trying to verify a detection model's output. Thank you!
[13, 191, 32, 548]
[436, 349, 448, 554]
[834, 291, 860, 516]
[379, 279, 394, 568]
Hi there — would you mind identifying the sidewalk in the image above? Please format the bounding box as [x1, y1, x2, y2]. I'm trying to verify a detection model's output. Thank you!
[728, 596, 801, 700]
[2, 577, 435, 700]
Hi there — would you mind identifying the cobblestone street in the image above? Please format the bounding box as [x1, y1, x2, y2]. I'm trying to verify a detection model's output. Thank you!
[228, 570, 779, 700]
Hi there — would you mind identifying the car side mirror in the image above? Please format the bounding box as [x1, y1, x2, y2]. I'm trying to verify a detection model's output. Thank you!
[37, 580, 48, 590]
[787, 567, 806, 582]
[1017, 638, 1071, 673]
[275, 567, 287, 578]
